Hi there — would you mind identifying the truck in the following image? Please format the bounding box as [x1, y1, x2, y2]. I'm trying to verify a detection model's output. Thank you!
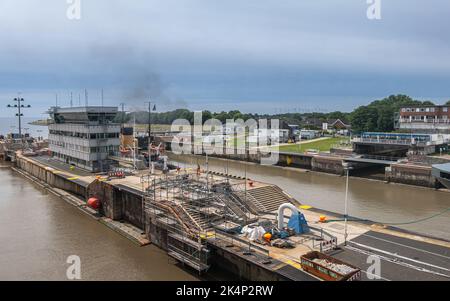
[300, 251, 361, 281]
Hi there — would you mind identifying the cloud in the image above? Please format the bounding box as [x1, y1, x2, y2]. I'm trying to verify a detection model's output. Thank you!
[0, 0, 449, 116]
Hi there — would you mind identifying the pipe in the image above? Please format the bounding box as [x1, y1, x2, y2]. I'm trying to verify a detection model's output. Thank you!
[277, 203, 299, 229]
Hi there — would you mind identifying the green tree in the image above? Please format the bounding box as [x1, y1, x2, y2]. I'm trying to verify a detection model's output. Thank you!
[377, 106, 395, 132]
[350, 94, 434, 133]
[213, 111, 230, 123]
[326, 111, 350, 122]
[202, 110, 213, 123]
[350, 106, 378, 133]
[422, 100, 435, 106]
[113, 111, 130, 123]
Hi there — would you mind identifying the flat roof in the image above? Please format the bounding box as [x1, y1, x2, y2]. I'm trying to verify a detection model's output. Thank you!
[49, 106, 118, 114]
[400, 104, 449, 108]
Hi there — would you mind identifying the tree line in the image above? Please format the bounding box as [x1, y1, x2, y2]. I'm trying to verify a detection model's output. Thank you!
[115, 95, 450, 133]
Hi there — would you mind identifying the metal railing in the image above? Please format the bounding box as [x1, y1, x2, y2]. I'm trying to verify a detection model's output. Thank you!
[213, 229, 271, 259]
[352, 137, 429, 146]
[349, 154, 404, 162]
[400, 119, 450, 124]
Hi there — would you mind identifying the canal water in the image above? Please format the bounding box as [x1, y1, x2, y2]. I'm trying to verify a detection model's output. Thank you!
[169, 154, 450, 241]
[1, 153, 448, 280]
[0, 166, 198, 280]
[0, 117, 48, 139]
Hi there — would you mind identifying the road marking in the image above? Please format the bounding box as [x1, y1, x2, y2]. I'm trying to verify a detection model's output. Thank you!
[361, 233, 450, 261]
[299, 205, 312, 210]
[285, 259, 302, 269]
[345, 245, 450, 279]
[359, 269, 391, 281]
[370, 224, 450, 249]
[349, 241, 450, 273]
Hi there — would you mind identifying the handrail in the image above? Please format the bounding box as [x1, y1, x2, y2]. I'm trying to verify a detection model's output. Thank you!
[352, 137, 428, 146]
[400, 119, 450, 124]
[178, 204, 203, 231]
[263, 212, 337, 243]
[214, 194, 247, 220]
[356, 154, 403, 162]
[245, 190, 269, 213]
[214, 228, 270, 258]
[226, 193, 255, 220]
[308, 225, 337, 244]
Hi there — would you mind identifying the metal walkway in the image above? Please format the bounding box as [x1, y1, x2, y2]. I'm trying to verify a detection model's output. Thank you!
[344, 155, 403, 165]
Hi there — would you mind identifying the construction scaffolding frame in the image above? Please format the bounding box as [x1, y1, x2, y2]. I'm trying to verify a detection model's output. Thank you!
[139, 169, 260, 273]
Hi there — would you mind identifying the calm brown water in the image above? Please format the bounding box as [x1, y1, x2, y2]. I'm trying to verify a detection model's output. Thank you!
[1, 153, 449, 280]
[0, 166, 197, 281]
[169, 154, 450, 241]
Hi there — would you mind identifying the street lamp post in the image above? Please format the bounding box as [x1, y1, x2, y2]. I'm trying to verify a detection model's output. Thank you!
[342, 162, 352, 246]
[145, 101, 157, 145]
[7, 95, 31, 146]
[145, 101, 156, 174]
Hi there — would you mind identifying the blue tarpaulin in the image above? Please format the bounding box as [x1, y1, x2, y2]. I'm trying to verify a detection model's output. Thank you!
[287, 212, 309, 234]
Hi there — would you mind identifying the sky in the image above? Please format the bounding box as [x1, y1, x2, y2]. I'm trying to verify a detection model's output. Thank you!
[0, 0, 450, 118]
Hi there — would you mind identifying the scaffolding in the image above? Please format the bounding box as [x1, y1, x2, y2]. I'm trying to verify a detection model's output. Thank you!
[140, 169, 258, 273]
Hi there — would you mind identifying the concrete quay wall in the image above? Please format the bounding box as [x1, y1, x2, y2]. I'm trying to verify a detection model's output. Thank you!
[311, 156, 345, 175]
[169, 150, 445, 188]
[16, 154, 145, 229]
[387, 164, 438, 188]
[16, 155, 88, 198]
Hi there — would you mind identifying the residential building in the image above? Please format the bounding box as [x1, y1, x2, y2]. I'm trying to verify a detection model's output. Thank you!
[327, 119, 351, 131]
[398, 105, 450, 132]
[252, 128, 290, 143]
[299, 129, 320, 140]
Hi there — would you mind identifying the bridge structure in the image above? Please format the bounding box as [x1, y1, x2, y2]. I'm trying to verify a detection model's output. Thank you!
[432, 163, 450, 189]
[343, 155, 404, 165]
[352, 132, 450, 157]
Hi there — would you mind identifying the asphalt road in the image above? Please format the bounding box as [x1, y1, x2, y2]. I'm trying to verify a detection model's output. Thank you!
[33, 155, 93, 176]
[332, 231, 450, 281]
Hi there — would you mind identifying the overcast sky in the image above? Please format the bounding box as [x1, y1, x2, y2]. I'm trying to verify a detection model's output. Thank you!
[1, 0, 450, 117]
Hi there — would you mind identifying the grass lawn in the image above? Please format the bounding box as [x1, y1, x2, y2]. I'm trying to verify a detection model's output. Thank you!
[228, 135, 250, 147]
[275, 137, 350, 153]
